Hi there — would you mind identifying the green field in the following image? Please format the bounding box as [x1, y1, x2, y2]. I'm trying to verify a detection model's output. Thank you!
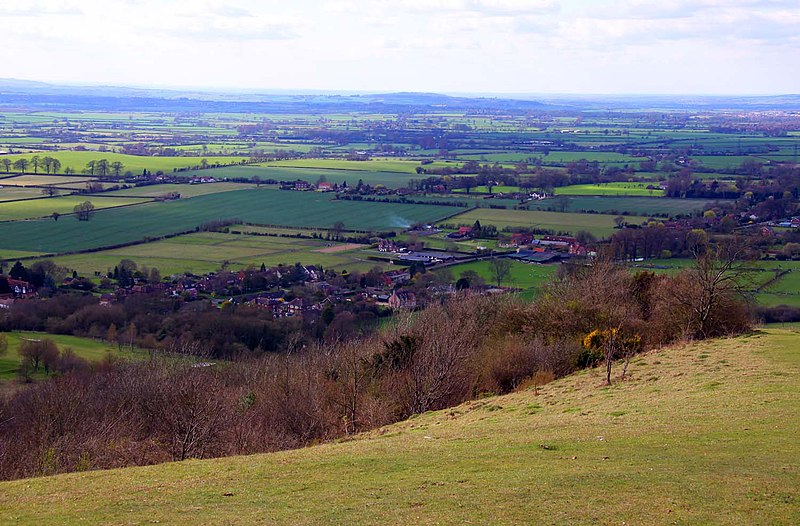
[1, 329, 796, 524]
[0, 187, 50, 202]
[103, 182, 258, 198]
[3, 151, 249, 175]
[555, 182, 665, 197]
[759, 269, 800, 307]
[0, 331, 131, 381]
[47, 232, 384, 276]
[202, 165, 426, 189]
[0, 174, 94, 186]
[0, 189, 454, 255]
[444, 208, 649, 237]
[447, 259, 557, 290]
[525, 196, 719, 216]
[260, 158, 435, 174]
[0, 195, 150, 221]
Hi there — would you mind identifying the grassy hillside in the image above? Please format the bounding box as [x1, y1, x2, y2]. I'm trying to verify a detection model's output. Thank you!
[1, 328, 797, 525]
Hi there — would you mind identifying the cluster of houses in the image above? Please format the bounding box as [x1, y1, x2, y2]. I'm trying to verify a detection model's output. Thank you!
[94, 263, 424, 316]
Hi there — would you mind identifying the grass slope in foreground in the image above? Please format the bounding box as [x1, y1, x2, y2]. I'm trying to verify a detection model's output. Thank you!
[1, 328, 797, 525]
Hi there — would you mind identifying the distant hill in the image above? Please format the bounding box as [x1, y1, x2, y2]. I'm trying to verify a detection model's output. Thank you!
[2, 78, 797, 113]
[2, 328, 797, 525]
[0, 79, 550, 113]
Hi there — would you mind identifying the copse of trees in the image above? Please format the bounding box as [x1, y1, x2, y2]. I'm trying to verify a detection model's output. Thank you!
[0, 244, 753, 481]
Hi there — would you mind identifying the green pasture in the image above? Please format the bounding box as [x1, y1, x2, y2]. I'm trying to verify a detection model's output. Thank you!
[0, 331, 133, 381]
[2, 151, 248, 175]
[444, 208, 649, 237]
[0, 187, 50, 202]
[0, 174, 94, 186]
[0, 195, 151, 221]
[200, 165, 425, 189]
[102, 182, 259, 198]
[555, 182, 665, 197]
[0, 189, 453, 255]
[47, 232, 383, 276]
[524, 195, 716, 216]
[446, 259, 557, 291]
[260, 158, 432, 174]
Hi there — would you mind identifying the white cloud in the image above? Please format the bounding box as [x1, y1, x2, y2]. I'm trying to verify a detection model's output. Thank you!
[0, 0, 796, 94]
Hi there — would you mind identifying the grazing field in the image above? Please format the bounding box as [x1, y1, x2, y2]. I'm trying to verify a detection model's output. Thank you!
[260, 158, 432, 173]
[446, 259, 557, 290]
[526, 196, 717, 216]
[0, 189, 453, 255]
[201, 165, 425, 188]
[2, 329, 796, 524]
[453, 185, 521, 194]
[2, 151, 249, 175]
[445, 208, 649, 237]
[0, 332, 132, 381]
[102, 182, 258, 198]
[46, 232, 383, 276]
[0, 187, 51, 202]
[759, 269, 800, 307]
[0, 195, 150, 221]
[0, 174, 94, 186]
[555, 182, 665, 197]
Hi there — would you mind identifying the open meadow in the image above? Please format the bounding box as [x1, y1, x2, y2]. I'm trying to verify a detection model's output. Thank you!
[2, 151, 249, 175]
[555, 182, 665, 197]
[0, 332, 135, 382]
[47, 232, 383, 276]
[444, 208, 649, 237]
[0, 195, 150, 221]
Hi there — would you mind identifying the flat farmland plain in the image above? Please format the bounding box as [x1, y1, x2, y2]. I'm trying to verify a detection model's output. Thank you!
[0, 189, 454, 255]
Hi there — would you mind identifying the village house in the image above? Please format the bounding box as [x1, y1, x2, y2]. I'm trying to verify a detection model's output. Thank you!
[447, 226, 473, 239]
[388, 290, 417, 310]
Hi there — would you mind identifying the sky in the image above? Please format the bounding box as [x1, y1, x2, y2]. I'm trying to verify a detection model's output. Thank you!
[0, 0, 798, 95]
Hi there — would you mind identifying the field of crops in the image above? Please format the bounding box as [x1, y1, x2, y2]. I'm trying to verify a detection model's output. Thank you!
[46, 232, 383, 276]
[0, 189, 454, 255]
[0, 195, 150, 221]
[445, 208, 649, 237]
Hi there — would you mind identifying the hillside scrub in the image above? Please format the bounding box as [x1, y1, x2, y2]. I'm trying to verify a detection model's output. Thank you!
[0, 253, 752, 480]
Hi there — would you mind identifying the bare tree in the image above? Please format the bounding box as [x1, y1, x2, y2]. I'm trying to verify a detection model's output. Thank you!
[488, 257, 512, 287]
